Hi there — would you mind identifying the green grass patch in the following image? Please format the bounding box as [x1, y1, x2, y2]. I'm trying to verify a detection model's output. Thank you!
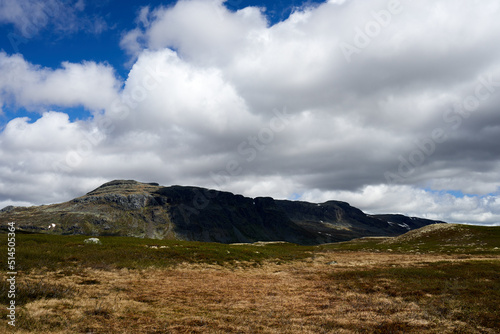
[319, 225, 500, 254]
[328, 260, 500, 330]
[0, 233, 315, 272]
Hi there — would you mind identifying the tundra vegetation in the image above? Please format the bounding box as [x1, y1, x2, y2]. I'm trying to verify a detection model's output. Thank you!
[1, 224, 499, 333]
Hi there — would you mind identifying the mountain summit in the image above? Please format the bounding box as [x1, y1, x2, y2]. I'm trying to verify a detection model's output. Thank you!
[0, 180, 445, 244]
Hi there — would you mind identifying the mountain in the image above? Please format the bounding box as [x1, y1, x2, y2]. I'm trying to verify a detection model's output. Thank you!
[368, 214, 444, 231]
[0, 180, 445, 245]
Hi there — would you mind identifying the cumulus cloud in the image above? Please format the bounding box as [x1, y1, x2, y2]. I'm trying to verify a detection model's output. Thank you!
[1, 0, 500, 226]
[300, 185, 500, 226]
[0, 111, 104, 203]
[0, 52, 121, 112]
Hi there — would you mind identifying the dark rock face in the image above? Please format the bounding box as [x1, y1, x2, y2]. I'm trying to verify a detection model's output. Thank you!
[274, 200, 412, 242]
[73, 194, 152, 210]
[0, 180, 444, 244]
[156, 187, 320, 244]
[369, 214, 446, 230]
[1, 206, 15, 213]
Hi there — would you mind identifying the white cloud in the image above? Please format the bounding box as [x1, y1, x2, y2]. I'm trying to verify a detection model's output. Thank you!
[0, 52, 121, 112]
[121, 0, 267, 65]
[1, 112, 82, 151]
[299, 184, 500, 226]
[116, 49, 258, 135]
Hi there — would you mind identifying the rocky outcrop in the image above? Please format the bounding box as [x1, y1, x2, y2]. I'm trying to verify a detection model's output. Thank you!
[0, 180, 445, 244]
[369, 214, 446, 230]
[73, 193, 152, 210]
[0, 205, 15, 213]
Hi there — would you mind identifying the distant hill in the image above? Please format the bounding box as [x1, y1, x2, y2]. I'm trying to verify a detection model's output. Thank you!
[0, 180, 445, 245]
[321, 223, 500, 254]
[382, 223, 500, 252]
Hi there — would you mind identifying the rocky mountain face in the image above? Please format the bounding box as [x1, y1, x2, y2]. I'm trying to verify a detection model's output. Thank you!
[0, 180, 445, 245]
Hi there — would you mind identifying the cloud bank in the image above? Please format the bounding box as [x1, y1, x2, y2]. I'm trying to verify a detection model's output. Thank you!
[1, 0, 500, 225]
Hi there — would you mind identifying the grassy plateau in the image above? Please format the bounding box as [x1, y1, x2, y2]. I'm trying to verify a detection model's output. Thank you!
[0, 224, 499, 333]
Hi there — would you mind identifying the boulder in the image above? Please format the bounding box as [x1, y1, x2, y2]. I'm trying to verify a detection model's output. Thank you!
[84, 238, 102, 245]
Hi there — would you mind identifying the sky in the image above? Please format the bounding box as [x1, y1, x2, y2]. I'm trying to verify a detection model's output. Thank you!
[0, 0, 499, 226]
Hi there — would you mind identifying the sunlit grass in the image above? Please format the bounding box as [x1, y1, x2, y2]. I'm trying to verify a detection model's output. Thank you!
[326, 260, 500, 330]
[0, 233, 315, 272]
[0, 226, 499, 333]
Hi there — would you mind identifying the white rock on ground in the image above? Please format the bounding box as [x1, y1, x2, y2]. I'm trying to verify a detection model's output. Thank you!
[84, 238, 102, 245]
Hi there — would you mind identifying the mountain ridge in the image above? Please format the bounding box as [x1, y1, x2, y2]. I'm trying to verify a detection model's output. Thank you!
[0, 180, 446, 244]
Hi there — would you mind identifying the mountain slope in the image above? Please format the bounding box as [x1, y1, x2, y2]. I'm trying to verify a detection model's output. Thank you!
[0, 180, 445, 244]
[321, 223, 500, 254]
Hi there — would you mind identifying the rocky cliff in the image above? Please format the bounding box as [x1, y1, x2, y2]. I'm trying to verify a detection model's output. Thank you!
[0, 180, 445, 244]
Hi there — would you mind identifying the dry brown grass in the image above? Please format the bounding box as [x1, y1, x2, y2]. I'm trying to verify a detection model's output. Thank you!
[3, 252, 499, 334]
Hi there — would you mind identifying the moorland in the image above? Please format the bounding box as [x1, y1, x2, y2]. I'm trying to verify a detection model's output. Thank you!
[1, 223, 499, 333]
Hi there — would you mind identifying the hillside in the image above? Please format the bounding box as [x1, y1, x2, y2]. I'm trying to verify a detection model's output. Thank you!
[321, 223, 500, 254]
[0, 180, 445, 244]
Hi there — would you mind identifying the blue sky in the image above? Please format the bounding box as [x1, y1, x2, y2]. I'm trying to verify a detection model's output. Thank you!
[0, 0, 323, 124]
[1, 0, 500, 225]
[0, 0, 326, 127]
[1, 0, 326, 77]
